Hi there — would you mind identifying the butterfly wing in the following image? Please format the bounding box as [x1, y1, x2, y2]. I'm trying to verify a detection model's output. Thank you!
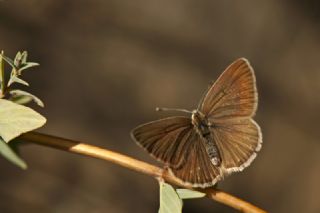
[199, 58, 257, 120]
[131, 116, 194, 168]
[170, 130, 223, 188]
[132, 116, 222, 187]
[132, 58, 262, 187]
[212, 119, 262, 172]
[199, 58, 262, 172]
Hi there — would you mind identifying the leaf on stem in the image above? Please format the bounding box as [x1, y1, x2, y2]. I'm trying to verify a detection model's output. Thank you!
[1, 55, 15, 68]
[7, 75, 29, 87]
[176, 189, 206, 199]
[159, 181, 182, 213]
[13, 51, 39, 74]
[0, 137, 27, 169]
[0, 99, 46, 142]
[10, 89, 44, 107]
[14, 51, 23, 67]
[2, 51, 39, 87]
[18, 62, 39, 73]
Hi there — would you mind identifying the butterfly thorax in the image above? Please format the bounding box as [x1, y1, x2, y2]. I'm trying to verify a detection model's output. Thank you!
[191, 110, 222, 166]
[191, 110, 209, 135]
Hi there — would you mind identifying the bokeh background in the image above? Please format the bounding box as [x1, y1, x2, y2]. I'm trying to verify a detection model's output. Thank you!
[1, 1, 320, 212]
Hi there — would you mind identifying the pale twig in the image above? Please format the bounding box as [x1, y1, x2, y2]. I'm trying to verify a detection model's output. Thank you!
[19, 132, 266, 213]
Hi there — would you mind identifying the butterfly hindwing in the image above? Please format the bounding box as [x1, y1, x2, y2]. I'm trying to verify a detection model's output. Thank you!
[212, 118, 262, 173]
[170, 130, 222, 188]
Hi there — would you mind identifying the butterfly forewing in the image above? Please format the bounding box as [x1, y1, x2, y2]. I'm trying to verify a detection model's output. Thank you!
[131, 116, 193, 168]
[199, 58, 257, 120]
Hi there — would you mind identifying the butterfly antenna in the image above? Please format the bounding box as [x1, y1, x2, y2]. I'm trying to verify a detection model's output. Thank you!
[156, 107, 193, 114]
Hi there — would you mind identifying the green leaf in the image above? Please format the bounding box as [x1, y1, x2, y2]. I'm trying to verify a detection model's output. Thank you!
[20, 51, 28, 64]
[8, 75, 29, 87]
[10, 94, 33, 105]
[18, 62, 39, 73]
[2, 55, 15, 68]
[0, 99, 46, 142]
[0, 137, 27, 169]
[176, 189, 206, 199]
[14, 51, 22, 67]
[13, 51, 38, 73]
[10, 90, 44, 107]
[7, 139, 23, 155]
[159, 182, 182, 213]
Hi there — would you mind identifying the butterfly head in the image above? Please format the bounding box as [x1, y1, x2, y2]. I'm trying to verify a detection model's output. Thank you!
[191, 110, 206, 127]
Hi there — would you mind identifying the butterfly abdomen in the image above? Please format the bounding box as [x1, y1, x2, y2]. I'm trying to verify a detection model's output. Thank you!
[192, 110, 222, 166]
[203, 136, 222, 166]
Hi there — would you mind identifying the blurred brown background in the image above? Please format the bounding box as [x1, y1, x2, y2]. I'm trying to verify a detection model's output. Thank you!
[1, 1, 320, 212]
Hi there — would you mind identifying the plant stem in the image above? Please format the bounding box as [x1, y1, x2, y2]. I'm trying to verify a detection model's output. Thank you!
[19, 131, 267, 213]
[0, 51, 6, 98]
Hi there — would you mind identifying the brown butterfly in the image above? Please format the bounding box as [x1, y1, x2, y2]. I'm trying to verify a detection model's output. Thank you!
[131, 58, 262, 188]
